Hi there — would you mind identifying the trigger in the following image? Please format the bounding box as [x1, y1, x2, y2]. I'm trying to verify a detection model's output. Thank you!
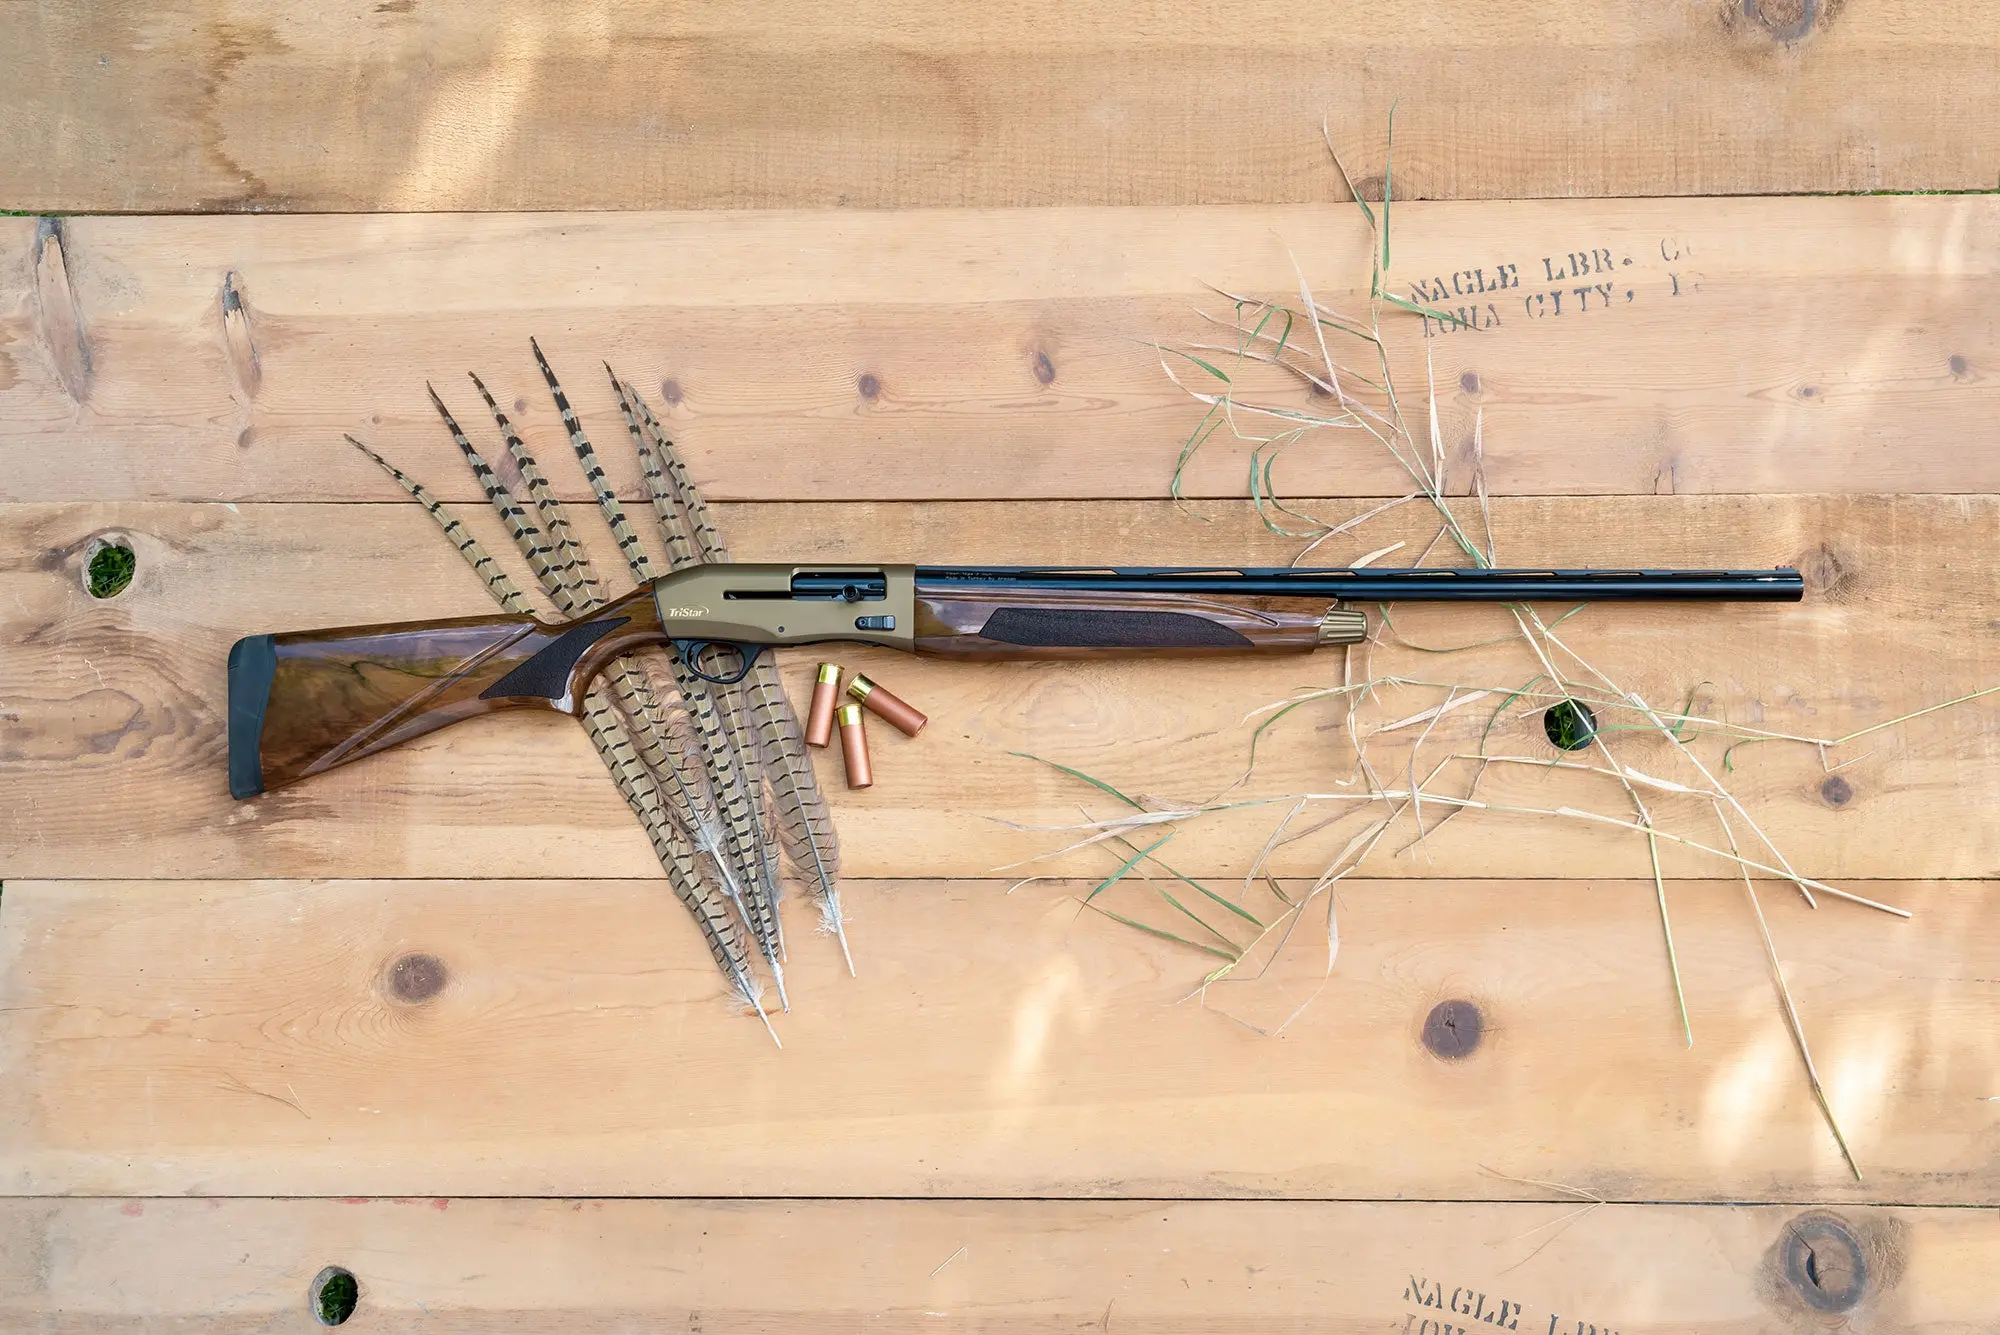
[674, 639, 762, 685]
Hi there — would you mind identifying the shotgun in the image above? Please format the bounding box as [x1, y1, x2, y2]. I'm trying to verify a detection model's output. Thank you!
[226, 561, 1803, 798]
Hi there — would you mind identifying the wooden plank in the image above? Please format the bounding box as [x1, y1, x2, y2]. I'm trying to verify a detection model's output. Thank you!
[6, 1, 1998, 212]
[1, 875, 1992, 1200]
[0, 1198, 1981, 1333]
[2, 199, 1995, 503]
[5, 495, 1995, 883]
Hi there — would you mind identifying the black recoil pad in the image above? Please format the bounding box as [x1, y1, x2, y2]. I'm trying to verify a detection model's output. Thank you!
[227, 634, 275, 800]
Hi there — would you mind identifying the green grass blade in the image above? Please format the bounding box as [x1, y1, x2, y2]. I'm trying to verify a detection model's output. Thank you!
[1546, 603, 1589, 629]
[1011, 752, 1145, 810]
[1257, 304, 1295, 361]
[1153, 884, 1244, 951]
[1082, 902, 1239, 961]
[1323, 124, 1376, 230]
[1669, 680, 1712, 742]
[1313, 312, 1377, 344]
[1382, 292, 1461, 326]
[1722, 737, 1773, 772]
[1170, 400, 1226, 509]
[1188, 883, 1264, 927]
[1377, 606, 1517, 654]
[1162, 346, 1232, 383]
[1084, 834, 1172, 904]
[1382, 101, 1396, 271]
[1479, 673, 1548, 754]
[1242, 688, 1363, 776]
[1112, 835, 1265, 927]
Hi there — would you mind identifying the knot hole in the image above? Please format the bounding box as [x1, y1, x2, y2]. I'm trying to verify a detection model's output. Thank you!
[1422, 999, 1484, 1059]
[386, 952, 448, 1004]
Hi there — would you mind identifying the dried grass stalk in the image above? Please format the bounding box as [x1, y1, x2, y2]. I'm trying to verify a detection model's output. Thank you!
[1019, 121, 1992, 1176]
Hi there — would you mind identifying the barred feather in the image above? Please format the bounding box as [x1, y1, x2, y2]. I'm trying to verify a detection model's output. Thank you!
[426, 384, 565, 598]
[611, 373, 851, 967]
[608, 368, 703, 568]
[530, 338, 658, 579]
[345, 435, 530, 613]
[466, 371, 603, 604]
[529, 344, 790, 993]
[575, 684, 778, 1043]
[347, 432, 774, 1038]
[454, 378, 783, 999]
[745, 666, 851, 967]
[618, 381, 726, 559]
[430, 377, 792, 1006]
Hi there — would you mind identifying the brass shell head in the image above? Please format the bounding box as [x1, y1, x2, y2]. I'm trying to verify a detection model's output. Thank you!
[846, 673, 927, 736]
[837, 703, 872, 789]
[806, 662, 843, 747]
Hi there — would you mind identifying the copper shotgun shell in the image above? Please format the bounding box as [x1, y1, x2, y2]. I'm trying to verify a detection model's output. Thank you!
[837, 703, 873, 789]
[846, 673, 927, 737]
[805, 662, 842, 747]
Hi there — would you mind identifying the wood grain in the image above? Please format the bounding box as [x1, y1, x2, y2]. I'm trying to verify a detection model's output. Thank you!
[909, 584, 1339, 658]
[5, 1, 1998, 212]
[4, 496, 1994, 882]
[1, 199, 1994, 503]
[8, 0, 1997, 1291]
[0, 1198, 1982, 1332]
[245, 585, 667, 795]
[2, 875, 1994, 1199]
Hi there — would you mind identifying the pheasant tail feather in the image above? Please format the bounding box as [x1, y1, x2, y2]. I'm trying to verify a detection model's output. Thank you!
[533, 344, 789, 999]
[348, 431, 771, 1029]
[609, 370, 851, 967]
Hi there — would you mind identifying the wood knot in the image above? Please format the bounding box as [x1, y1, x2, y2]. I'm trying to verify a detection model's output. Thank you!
[1421, 999, 1483, 1059]
[857, 372, 882, 401]
[220, 271, 262, 398]
[1459, 370, 1481, 394]
[1820, 774, 1853, 807]
[83, 534, 136, 599]
[1781, 1212, 1866, 1312]
[1741, 0, 1821, 42]
[1032, 349, 1056, 385]
[1948, 354, 1969, 379]
[34, 218, 92, 405]
[660, 378, 684, 406]
[386, 953, 447, 1004]
[311, 1264, 360, 1326]
[1796, 543, 1854, 599]
[1348, 174, 1386, 203]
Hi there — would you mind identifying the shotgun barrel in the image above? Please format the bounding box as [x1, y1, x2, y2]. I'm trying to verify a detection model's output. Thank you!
[912, 566, 1805, 602]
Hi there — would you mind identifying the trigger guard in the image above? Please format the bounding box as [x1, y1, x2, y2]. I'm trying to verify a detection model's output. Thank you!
[674, 639, 761, 685]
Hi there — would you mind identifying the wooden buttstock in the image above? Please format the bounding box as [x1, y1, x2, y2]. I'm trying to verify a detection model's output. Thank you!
[228, 586, 664, 797]
[911, 582, 1356, 659]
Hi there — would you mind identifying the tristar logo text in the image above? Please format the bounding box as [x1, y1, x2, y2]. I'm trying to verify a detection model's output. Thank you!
[664, 606, 710, 617]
